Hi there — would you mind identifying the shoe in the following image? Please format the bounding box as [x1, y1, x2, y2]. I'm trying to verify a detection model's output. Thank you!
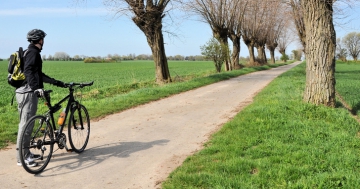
[17, 153, 39, 167]
[17, 160, 38, 167]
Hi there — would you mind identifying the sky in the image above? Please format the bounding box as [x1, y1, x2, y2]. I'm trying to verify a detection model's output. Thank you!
[0, 0, 359, 59]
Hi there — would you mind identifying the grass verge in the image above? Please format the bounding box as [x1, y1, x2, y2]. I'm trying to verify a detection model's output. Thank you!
[162, 62, 360, 188]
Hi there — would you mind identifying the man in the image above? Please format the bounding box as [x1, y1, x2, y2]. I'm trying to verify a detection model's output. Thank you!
[16, 29, 65, 166]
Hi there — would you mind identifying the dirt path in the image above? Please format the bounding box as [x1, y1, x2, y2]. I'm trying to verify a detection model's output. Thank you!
[0, 62, 301, 189]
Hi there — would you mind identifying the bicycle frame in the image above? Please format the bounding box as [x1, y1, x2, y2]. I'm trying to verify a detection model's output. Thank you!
[44, 89, 74, 135]
[42, 82, 93, 149]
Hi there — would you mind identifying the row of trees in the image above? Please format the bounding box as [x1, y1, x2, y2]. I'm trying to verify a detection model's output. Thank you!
[188, 0, 294, 71]
[74, 0, 355, 107]
[336, 32, 360, 61]
[75, 0, 294, 83]
[200, 37, 302, 73]
[191, 0, 354, 107]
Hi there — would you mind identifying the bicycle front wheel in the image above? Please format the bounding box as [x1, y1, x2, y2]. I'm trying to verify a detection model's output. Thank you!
[68, 104, 90, 153]
[19, 115, 54, 174]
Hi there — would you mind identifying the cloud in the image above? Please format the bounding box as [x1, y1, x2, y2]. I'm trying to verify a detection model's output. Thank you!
[0, 7, 107, 17]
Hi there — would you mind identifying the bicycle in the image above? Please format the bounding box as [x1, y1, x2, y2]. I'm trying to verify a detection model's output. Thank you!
[19, 81, 94, 174]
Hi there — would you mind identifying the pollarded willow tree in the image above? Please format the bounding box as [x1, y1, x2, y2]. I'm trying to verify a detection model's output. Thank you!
[76, 0, 175, 84]
[241, 0, 272, 65]
[226, 0, 248, 69]
[185, 0, 232, 71]
[265, 2, 294, 64]
[288, 0, 358, 107]
[105, 0, 173, 84]
[276, 26, 295, 60]
[266, 19, 285, 64]
[253, 0, 284, 64]
[266, 0, 292, 64]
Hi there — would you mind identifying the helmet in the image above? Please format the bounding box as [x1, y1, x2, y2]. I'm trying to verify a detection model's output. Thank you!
[27, 29, 47, 42]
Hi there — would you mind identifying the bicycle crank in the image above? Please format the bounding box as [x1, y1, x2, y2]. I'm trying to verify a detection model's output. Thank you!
[57, 133, 73, 152]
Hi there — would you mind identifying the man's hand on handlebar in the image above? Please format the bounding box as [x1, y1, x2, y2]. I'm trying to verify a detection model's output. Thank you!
[34, 88, 45, 97]
[53, 80, 67, 88]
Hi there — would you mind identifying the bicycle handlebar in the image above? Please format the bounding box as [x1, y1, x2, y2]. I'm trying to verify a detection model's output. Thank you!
[34, 81, 94, 97]
[65, 81, 94, 88]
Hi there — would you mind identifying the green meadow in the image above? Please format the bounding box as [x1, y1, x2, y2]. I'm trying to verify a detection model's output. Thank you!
[162, 61, 360, 188]
[0, 60, 287, 148]
[335, 61, 360, 113]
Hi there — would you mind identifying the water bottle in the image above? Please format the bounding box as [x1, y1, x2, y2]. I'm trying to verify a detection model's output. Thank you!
[57, 108, 66, 125]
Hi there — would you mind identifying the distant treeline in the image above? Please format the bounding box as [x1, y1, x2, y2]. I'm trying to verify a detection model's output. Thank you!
[35, 53, 212, 62]
[25, 53, 211, 62]
[1, 51, 254, 62]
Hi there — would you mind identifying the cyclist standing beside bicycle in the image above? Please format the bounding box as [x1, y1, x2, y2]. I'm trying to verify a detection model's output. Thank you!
[15, 29, 66, 167]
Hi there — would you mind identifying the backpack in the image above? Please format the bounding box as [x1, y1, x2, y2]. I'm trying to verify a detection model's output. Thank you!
[8, 47, 27, 88]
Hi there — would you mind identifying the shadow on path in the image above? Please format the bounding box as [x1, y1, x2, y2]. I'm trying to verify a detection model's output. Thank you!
[35, 139, 169, 177]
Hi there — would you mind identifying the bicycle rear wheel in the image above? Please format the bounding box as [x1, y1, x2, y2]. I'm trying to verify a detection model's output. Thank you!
[19, 115, 54, 174]
[68, 104, 90, 153]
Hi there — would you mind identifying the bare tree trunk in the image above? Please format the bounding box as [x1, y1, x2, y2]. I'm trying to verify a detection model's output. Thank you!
[246, 42, 256, 64]
[302, 0, 336, 107]
[229, 33, 242, 69]
[256, 44, 266, 65]
[214, 29, 231, 71]
[269, 47, 276, 64]
[263, 46, 267, 63]
[147, 26, 171, 84]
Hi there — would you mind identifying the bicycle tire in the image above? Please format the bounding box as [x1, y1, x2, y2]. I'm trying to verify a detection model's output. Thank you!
[19, 115, 54, 174]
[68, 104, 90, 153]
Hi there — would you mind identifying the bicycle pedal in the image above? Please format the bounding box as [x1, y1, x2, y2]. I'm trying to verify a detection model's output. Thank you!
[66, 149, 73, 153]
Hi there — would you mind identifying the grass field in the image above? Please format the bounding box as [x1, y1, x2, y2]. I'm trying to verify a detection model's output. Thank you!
[335, 61, 360, 114]
[0, 60, 288, 148]
[162, 62, 360, 188]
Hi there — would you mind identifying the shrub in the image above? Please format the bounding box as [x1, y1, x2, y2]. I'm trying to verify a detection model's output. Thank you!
[200, 38, 229, 72]
[280, 53, 289, 62]
[83, 58, 118, 63]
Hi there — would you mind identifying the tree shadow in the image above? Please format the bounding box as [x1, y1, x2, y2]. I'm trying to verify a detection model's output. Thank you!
[351, 101, 360, 115]
[336, 70, 360, 74]
[35, 139, 170, 177]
